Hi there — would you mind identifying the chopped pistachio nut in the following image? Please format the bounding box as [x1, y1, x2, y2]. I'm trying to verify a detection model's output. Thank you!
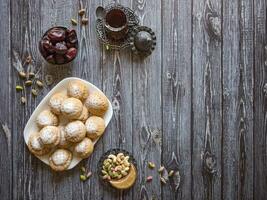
[25, 80, 32, 86]
[158, 166, 165, 173]
[36, 80, 44, 88]
[71, 18, 78, 25]
[21, 97, 26, 104]
[148, 162, 155, 169]
[16, 85, 23, 91]
[160, 177, 167, 184]
[80, 175, 87, 181]
[31, 89, 38, 96]
[168, 170, 174, 177]
[28, 72, 35, 79]
[78, 8, 86, 16]
[80, 166, 86, 173]
[18, 71, 26, 79]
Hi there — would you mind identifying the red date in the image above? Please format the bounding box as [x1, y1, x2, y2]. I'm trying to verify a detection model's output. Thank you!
[39, 27, 78, 64]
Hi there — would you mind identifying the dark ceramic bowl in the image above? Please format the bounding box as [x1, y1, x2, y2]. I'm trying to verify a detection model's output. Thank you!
[39, 26, 79, 65]
[97, 148, 137, 190]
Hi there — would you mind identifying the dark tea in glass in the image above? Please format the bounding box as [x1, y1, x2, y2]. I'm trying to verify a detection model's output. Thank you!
[104, 8, 128, 40]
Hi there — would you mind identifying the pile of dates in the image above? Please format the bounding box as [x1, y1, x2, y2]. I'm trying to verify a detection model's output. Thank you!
[39, 27, 78, 64]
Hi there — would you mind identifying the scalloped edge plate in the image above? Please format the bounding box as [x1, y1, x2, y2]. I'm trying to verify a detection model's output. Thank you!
[23, 77, 113, 170]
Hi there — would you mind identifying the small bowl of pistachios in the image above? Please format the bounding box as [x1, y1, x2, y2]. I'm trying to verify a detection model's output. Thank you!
[97, 149, 137, 190]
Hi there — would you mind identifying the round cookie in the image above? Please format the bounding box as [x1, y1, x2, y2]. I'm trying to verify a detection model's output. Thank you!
[58, 126, 72, 148]
[49, 92, 68, 115]
[77, 106, 89, 122]
[36, 110, 58, 128]
[65, 120, 86, 143]
[85, 92, 109, 116]
[67, 80, 89, 101]
[39, 126, 60, 148]
[74, 137, 94, 158]
[85, 116, 105, 140]
[60, 97, 83, 120]
[49, 149, 72, 171]
[27, 133, 51, 156]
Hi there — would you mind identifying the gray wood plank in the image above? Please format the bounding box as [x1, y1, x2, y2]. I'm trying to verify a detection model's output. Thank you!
[101, 0, 134, 199]
[11, 0, 44, 199]
[161, 0, 192, 199]
[222, 0, 254, 199]
[0, 0, 11, 199]
[131, 0, 162, 199]
[253, 0, 267, 199]
[192, 0, 222, 199]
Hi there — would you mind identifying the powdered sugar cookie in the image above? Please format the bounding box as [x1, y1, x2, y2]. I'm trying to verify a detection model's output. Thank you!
[39, 126, 60, 148]
[60, 97, 83, 120]
[85, 116, 105, 140]
[65, 120, 86, 143]
[36, 110, 58, 128]
[67, 80, 89, 101]
[85, 92, 109, 116]
[74, 137, 94, 158]
[49, 149, 72, 171]
[49, 93, 67, 115]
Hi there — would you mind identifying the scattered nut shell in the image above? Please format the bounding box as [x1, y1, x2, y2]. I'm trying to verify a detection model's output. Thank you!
[18, 71, 26, 79]
[71, 18, 78, 25]
[146, 176, 153, 182]
[21, 97, 26, 104]
[31, 89, 38, 96]
[80, 175, 87, 181]
[81, 18, 88, 25]
[160, 177, 167, 184]
[16, 85, 23, 91]
[29, 72, 35, 79]
[158, 166, 165, 173]
[168, 170, 174, 177]
[25, 80, 32, 86]
[36, 80, 44, 88]
[148, 162, 155, 169]
[78, 8, 86, 16]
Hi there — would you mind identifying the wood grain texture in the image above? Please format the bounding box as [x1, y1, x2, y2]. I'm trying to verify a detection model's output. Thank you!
[132, 0, 162, 199]
[0, 0, 266, 199]
[0, 0, 11, 199]
[161, 0, 192, 199]
[192, 0, 222, 199]
[254, 0, 267, 199]
[222, 0, 254, 199]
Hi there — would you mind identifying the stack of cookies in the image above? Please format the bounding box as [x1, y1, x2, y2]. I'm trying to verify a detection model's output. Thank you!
[27, 80, 109, 171]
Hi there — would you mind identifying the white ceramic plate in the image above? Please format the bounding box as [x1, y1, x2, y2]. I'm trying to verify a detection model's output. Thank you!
[23, 77, 113, 170]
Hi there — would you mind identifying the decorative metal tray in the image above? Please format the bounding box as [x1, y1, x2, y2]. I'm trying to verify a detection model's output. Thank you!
[96, 4, 140, 50]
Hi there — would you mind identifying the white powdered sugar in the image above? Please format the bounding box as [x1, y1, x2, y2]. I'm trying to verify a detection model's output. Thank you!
[85, 120, 97, 133]
[37, 110, 57, 126]
[40, 127, 57, 144]
[31, 136, 42, 150]
[62, 101, 76, 113]
[65, 121, 84, 136]
[75, 140, 87, 152]
[52, 150, 68, 165]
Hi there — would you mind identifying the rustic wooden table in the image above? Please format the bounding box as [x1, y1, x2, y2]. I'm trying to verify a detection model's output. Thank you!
[0, 0, 266, 199]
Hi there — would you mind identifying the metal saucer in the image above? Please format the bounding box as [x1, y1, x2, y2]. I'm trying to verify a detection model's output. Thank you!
[129, 26, 156, 57]
[95, 3, 140, 50]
